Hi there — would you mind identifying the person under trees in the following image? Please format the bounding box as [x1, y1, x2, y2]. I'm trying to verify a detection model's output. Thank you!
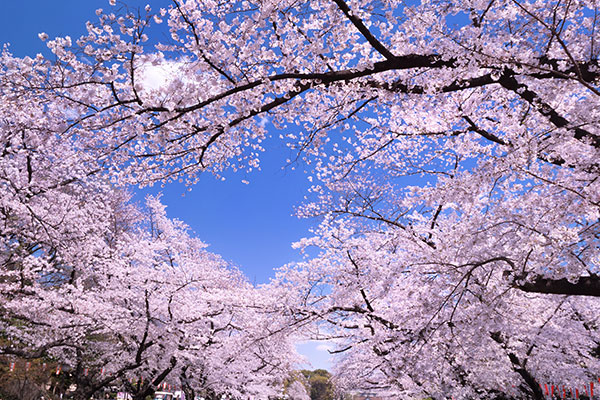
[1, 0, 600, 398]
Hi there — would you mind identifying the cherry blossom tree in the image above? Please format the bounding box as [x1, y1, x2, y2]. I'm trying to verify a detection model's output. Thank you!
[286, 379, 311, 400]
[2, 0, 600, 397]
[0, 52, 298, 399]
[29, 0, 598, 294]
[278, 228, 600, 398]
[1, 188, 297, 399]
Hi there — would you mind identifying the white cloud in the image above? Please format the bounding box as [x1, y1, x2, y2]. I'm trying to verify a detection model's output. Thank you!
[295, 340, 336, 371]
[258, 115, 269, 128]
[316, 343, 334, 352]
[137, 56, 187, 92]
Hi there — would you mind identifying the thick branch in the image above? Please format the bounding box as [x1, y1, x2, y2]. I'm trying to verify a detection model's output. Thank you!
[498, 70, 600, 148]
[515, 275, 600, 297]
[0, 339, 69, 359]
[490, 332, 544, 400]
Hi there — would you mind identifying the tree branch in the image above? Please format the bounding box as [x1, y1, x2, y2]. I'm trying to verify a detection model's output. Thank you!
[515, 275, 600, 297]
[498, 70, 600, 148]
[332, 0, 396, 60]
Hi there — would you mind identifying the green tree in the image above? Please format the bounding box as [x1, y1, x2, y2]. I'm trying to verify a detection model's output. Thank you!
[300, 370, 334, 400]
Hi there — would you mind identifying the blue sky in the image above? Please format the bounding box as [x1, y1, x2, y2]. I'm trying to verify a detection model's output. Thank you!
[2, 0, 331, 370]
